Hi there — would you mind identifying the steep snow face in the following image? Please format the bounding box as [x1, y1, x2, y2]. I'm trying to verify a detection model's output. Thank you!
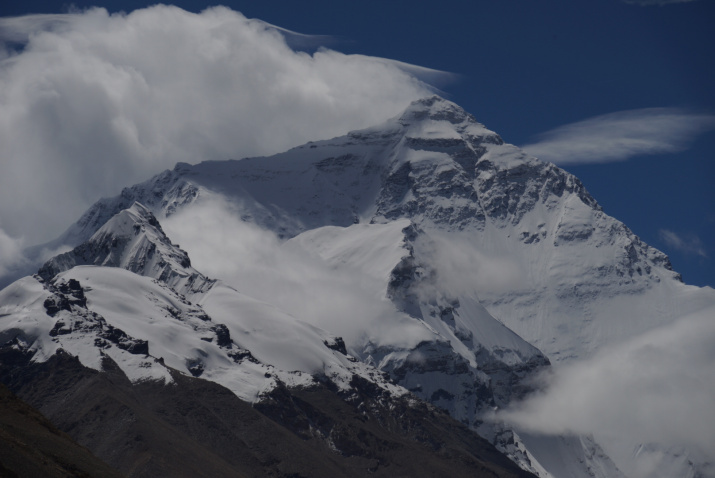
[466, 157, 700, 361]
[512, 431, 626, 478]
[0, 272, 174, 384]
[197, 282, 405, 399]
[285, 220, 548, 425]
[476, 424, 628, 478]
[39, 202, 215, 299]
[0, 266, 405, 404]
[4, 203, 407, 403]
[44, 96, 695, 364]
[44, 96, 502, 244]
[25, 95, 714, 478]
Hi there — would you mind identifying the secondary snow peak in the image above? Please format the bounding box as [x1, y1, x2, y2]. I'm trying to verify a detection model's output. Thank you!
[38, 201, 215, 298]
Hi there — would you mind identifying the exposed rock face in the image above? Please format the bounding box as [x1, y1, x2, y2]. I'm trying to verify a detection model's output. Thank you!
[0, 347, 535, 478]
[43, 277, 148, 356]
[376, 223, 549, 426]
[0, 381, 125, 478]
[39, 202, 215, 298]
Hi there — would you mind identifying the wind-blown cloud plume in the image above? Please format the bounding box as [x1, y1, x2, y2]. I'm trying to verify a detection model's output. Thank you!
[0, 5, 441, 248]
[499, 304, 715, 478]
[521, 108, 715, 165]
[162, 196, 434, 351]
[659, 229, 708, 258]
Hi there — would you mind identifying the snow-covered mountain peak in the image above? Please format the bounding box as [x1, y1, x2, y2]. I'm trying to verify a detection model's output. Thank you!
[40, 96, 689, 364]
[397, 95, 479, 127]
[397, 96, 504, 151]
[39, 201, 215, 298]
[97, 201, 160, 234]
[5, 95, 708, 478]
[4, 204, 413, 405]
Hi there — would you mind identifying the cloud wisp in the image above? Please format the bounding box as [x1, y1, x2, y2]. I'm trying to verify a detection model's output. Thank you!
[659, 229, 708, 258]
[0, 226, 27, 279]
[0, 5, 441, 248]
[521, 108, 715, 165]
[162, 196, 434, 351]
[499, 304, 715, 477]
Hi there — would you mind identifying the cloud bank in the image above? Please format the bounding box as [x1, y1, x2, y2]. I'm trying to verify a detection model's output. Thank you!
[0, 5, 440, 247]
[500, 304, 715, 477]
[521, 108, 715, 165]
[162, 196, 434, 351]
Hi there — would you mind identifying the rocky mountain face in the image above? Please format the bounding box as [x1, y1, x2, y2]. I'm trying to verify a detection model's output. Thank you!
[3, 96, 712, 477]
[48, 96, 694, 362]
[285, 220, 550, 427]
[0, 347, 533, 478]
[0, 381, 125, 478]
[3, 206, 413, 404]
[0, 199, 537, 477]
[38, 202, 215, 298]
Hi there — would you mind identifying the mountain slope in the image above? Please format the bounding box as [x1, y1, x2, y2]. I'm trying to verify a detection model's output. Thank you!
[284, 220, 549, 420]
[39, 202, 215, 299]
[0, 382, 125, 478]
[0, 212, 536, 477]
[47, 96, 706, 363]
[0, 347, 535, 478]
[0, 277, 546, 477]
[16, 201, 547, 425]
[7, 95, 712, 477]
[1, 264, 403, 405]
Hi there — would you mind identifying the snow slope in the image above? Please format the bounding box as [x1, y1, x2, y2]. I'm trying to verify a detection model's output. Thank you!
[286, 221, 548, 410]
[44, 96, 704, 364]
[11, 95, 714, 477]
[39, 202, 215, 299]
[2, 205, 406, 404]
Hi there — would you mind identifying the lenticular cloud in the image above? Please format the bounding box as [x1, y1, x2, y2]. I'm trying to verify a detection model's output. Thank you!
[0, 5, 439, 245]
[521, 108, 715, 165]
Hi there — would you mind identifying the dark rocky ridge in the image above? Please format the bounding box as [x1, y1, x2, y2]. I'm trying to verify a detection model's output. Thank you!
[0, 347, 536, 478]
[0, 381, 125, 478]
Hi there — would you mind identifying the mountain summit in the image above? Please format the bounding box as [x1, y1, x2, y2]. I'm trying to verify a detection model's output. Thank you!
[2, 96, 713, 478]
[51, 96, 691, 361]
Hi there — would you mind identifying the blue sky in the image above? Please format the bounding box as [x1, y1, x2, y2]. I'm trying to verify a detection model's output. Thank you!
[0, 0, 713, 287]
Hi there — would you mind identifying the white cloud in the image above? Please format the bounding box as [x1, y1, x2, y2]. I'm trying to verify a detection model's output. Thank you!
[521, 108, 715, 165]
[0, 5, 440, 247]
[415, 232, 528, 297]
[162, 196, 433, 351]
[659, 229, 708, 258]
[0, 13, 74, 44]
[0, 226, 27, 279]
[499, 305, 715, 477]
